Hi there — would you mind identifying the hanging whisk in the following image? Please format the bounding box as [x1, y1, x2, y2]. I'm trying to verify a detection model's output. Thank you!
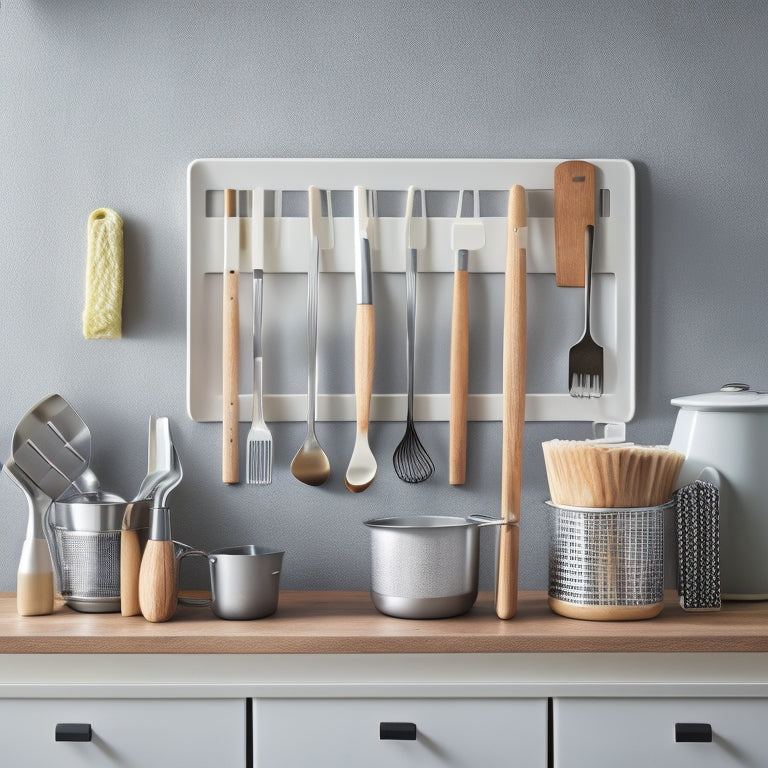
[393, 187, 434, 483]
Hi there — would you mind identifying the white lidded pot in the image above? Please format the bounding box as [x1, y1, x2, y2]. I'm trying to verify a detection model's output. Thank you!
[670, 383, 768, 599]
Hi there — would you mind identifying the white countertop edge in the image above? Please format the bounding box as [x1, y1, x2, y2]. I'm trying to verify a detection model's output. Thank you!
[1, 653, 767, 699]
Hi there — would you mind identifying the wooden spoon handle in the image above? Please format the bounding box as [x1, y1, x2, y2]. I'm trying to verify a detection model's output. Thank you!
[449, 268, 469, 485]
[354, 303, 375, 432]
[222, 188, 239, 484]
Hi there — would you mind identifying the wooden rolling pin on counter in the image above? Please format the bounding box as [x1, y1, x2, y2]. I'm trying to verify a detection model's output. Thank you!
[1, 591, 767, 655]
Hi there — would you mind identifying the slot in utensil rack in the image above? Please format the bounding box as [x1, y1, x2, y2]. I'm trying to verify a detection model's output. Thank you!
[187, 158, 635, 428]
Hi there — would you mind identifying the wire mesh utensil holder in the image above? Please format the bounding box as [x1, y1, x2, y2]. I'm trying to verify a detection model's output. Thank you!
[547, 501, 672, 620]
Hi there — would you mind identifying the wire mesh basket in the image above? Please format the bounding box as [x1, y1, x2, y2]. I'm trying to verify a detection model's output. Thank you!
[547, 501, 671, 620]
[47, 493, 138, 613]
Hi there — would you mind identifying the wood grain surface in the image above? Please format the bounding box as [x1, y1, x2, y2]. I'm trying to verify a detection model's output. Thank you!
[0, 592, 766, 655]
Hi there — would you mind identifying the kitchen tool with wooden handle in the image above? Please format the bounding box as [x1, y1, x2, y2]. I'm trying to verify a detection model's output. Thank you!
[554, 160, 595, 287]
[449, 190, 485, 485]
[138, 510, 177, 623]
[496, 184, 527, 620]
[449, 259, 469, 484]
[345, 187, 378, 493]
[222, 188, 240, 484]
[120, 522, 142, 616]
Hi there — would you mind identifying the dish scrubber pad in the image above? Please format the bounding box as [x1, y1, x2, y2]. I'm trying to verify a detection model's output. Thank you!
[676, 479, 721, 611]
[83, 208, 124, 339]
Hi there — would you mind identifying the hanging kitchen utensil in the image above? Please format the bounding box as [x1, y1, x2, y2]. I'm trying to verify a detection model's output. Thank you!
[246, 187, 273, 485]
[449, 189, 485, 485]
[291, 186, 332, 486]
[7, 394, 96, 615]
[554, 161, 603, 397]
[567, 224, 604, 397]
[393, 186, 434, 484]
[345, 187, 377, 493]
[496, 185, 527, 620]
[554, 160, 595, 287]
[222, 188, 240, 484]
[138, 417, 183, 622]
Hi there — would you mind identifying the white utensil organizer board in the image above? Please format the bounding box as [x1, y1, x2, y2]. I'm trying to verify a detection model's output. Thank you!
[187, 158, 635, 430]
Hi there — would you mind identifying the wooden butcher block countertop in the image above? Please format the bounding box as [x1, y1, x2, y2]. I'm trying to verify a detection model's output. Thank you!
[0, 591, 766, 655]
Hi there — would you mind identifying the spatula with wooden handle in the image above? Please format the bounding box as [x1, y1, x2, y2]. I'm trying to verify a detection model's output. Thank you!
[222, 188, 240, 484]
[496, 184, 527, 620]
[554, 160, 595, 287]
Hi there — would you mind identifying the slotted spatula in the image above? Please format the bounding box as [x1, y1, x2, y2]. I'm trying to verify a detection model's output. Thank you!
[7, 394, 94, 615]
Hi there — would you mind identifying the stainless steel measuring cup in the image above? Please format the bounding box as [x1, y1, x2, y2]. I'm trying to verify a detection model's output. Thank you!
[178, 545, 284, 620]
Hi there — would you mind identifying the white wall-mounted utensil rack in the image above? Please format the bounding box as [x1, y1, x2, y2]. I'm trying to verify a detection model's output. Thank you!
[187, 158, 635, 428]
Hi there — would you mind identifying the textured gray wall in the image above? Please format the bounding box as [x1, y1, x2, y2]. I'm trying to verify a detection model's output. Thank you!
[1, 0, 766, 592]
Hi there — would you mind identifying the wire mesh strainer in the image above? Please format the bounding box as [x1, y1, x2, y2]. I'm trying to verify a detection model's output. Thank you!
[47, 493, 140, 613]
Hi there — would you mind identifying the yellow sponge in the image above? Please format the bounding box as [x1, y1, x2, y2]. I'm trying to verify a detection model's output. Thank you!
[83, 208, 124, 339]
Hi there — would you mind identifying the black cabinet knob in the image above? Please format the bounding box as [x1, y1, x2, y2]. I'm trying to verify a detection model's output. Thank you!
[675, 722, 712, 743]
[55, 723, 92, 742]
[380, 722, 417, 741]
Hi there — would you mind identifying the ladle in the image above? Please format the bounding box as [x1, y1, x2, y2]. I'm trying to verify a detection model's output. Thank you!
[291, 186, 331, 486]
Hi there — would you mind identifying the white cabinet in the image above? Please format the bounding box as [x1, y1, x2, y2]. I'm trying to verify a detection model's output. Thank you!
[253, 697, 548, 767]
[554, 697, 768, 768]
[0, 698, 245, 768]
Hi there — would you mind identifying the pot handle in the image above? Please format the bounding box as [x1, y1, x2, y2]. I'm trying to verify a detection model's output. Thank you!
[176, 549, 212, 607]
[468, 513, 508, 528]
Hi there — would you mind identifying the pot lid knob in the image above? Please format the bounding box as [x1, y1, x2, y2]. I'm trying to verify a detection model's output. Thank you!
[720, 383, 750, 392]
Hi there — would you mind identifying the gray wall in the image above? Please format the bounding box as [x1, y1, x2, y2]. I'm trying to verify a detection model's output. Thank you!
[1, 0, 766, 592]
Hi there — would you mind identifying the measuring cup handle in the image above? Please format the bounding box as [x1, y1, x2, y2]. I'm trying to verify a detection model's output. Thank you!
[176, 550, 212, 607]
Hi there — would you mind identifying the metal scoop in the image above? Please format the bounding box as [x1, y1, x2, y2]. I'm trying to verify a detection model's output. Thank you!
[6, 394, 97, 615]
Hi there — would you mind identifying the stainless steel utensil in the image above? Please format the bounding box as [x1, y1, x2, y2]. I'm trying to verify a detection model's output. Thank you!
[246, 188, 273, 485]
[50, 490, 129, 613]
[222, 188, 240, 483]
[8, 394, 96, 615]
[345, 186, 377, 493]
[449, 190, 485, 485]
[138, 417, 183, 622]
[393, 186, 434, 484]
[568, 224, 603, 397]
[291, 186, 331, 486]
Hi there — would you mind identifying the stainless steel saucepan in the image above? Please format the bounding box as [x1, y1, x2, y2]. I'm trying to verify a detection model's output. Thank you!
[364, 514, 505, 619]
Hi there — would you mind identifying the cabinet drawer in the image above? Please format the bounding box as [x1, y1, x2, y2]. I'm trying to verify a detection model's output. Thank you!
[0, 698, 245, 768]
[253, 697, 547, 767]
[554, 697, 768, 768]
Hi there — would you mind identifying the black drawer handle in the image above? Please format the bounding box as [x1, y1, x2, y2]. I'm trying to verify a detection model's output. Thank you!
[675, 722, 712, 743]
[55, 723, 92, 742]
[380, 722, 417, 741]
